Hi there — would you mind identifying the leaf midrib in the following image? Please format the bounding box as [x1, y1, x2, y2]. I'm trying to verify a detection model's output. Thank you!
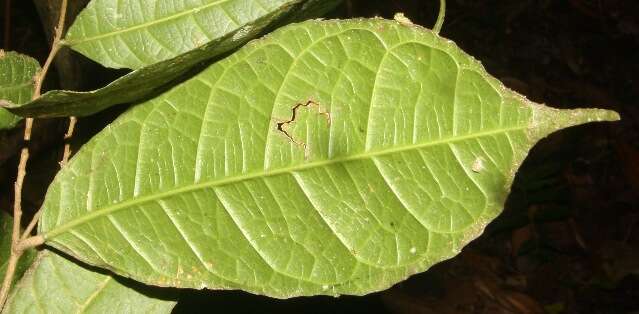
[64, 0, 235, 46]
[43, 124, 528, 240]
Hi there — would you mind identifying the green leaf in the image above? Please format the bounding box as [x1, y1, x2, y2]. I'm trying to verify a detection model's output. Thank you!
[64, 0, 338, 70]
[2, 0, 340, 119]
[3, 250, 176, 313]
[0, 107, 21, 130]
[0, 212, 36, 288]
[37, 19, 619, 297]
[0, 51, 40, 130]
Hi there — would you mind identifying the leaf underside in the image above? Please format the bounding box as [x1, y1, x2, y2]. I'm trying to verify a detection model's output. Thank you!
[2, 0, 340, 119]
[65, 0, 323, 70]
[0, 51, 39, 130]
[3, 251, 176, 314]
[38, 19, 618, 298]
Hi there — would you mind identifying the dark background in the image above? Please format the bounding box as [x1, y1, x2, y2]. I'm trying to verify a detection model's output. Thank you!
[1, 0, 638, 313]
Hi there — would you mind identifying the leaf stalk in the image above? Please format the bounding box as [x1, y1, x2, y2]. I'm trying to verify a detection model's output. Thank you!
[433, 0, 446, 34]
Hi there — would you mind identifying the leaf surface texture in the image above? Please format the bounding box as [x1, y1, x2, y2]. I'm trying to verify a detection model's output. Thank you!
[2, 0, 340, 118]
[3, 251, 176, 313]
[0, 51, 39, 130]
[65, 0, 321, 69]
[38, 19, 618, 297]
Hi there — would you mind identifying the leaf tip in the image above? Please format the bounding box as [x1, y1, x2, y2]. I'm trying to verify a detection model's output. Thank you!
[530, 105, 620, 141]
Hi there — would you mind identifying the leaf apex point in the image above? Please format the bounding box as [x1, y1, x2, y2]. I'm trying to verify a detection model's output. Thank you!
[530, 105, 620, 141]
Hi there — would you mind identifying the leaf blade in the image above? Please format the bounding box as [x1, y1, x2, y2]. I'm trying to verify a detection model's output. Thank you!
[38, 19, 619, 297]
[64, 0, 337, 70]
[0, 51, 40, 130]
[2, 0, 341, 119]
[2, 251, 176, 314]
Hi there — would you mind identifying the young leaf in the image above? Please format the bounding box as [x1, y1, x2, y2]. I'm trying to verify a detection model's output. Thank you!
[37, 19, 618, 298]
[64, 0, 336, 70]
[0, 212, 36, 288]
[2, 0, 340, 119]
[0, 51, 39, 130]
[3, 251, 176, 313]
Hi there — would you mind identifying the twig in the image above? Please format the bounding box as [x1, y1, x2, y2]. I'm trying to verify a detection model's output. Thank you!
[0, 0, 68, 308]
[32, 5, 68, 99]
[60, 116, 77, 167]
[433, 0, 446, 34]
[0, 256, 18, 303]
[20, 211, 41, 240]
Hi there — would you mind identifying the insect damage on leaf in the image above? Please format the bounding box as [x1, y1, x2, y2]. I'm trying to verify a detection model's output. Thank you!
[276, 100, 331, 158]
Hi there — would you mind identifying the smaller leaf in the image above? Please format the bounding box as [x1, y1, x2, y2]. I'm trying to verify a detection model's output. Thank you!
[2, 0, 341, 119]
[3, 250, 176, 314]
[0, 111, 20, 131]
[0, 51, 40, 130]
[0, 212, 36, 288]
[63, 0, 334, 70]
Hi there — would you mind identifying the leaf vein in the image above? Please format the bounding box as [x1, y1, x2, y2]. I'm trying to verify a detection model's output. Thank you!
[44, 126, 528, 240]
[65, 0, 234, 46]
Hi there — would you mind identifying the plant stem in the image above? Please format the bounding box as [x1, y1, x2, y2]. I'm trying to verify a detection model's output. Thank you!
[433, 0, 446, 34]
[60, 116, 77, 167]
[0, 133, 32, 308]
[0, 255, 19, 305]
[20, 211, 42, 240]
[0, 0, 68, 309]
[16, 236, 45, 252]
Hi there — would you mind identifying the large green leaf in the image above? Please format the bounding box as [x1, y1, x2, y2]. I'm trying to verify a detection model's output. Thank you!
[3, 250, 176, 313]
[0, 51, 39, 130]
[1, 0, 340, 119]
[0, 212, 36, 288]
[64, 0, 336, 70]
[37, 19, 618, 298]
